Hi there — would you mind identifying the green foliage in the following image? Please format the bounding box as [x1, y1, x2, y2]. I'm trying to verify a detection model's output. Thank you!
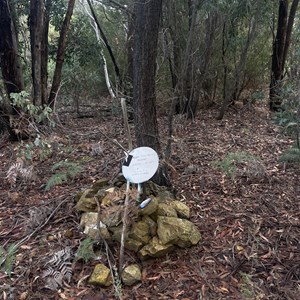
[9, 91, 55, 127]
[215, 151, 258, 178]
[75, 238, 95, 263]
[0, 243, 17, 276]
[240, 272, 256, 299]
[250, 90, 264, 103]
[16, 135, 52, 162]
[279, 147, 300, 164]
[45, 160, 83, 190]
[273, 82, 300, 156]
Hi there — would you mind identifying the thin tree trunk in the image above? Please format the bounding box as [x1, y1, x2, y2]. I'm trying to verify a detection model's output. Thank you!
[29, 0, 45, 105]
[41, 0, 51, 105]
[181, 0, 197, 116]
[81, 1, 116, 99]
[166, 0, 181, 113]
[189, 10, 218, 115]
[86, 0, 122, 90]
[269, 0, 289, 111]
[232, 0, 260, 101]
[282, 0, 299, 71]
[126, 3, 134, 96]
[217, 21, 229, 120]
[48, 0, 75, 109]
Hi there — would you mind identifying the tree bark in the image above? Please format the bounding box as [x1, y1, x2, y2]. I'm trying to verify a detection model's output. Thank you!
[165, 0, 181, 113]
[29, 0, 45, 105]
[126, 2, 134, 96]
[48, 0, 76, 109]
[41, 0, 51, 105]
[0, 0, 24, 96]
[133, 0, 169, 186]
[269, 0, 289, 111]
[283, 0, 299, 71]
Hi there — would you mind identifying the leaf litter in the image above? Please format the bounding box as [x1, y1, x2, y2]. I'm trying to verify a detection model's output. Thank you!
[0, 102, 299, 299]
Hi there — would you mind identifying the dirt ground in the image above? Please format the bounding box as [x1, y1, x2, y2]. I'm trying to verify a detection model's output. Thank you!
[0, 101, 299, 300]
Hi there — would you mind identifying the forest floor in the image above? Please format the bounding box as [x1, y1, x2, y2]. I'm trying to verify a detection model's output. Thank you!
[0, 100, 300, 300]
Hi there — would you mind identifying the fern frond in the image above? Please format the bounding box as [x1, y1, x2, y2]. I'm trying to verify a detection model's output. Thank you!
[6, 162, 23, 186]
[6, 161, 34, 187]
[47, 248, 71, 267]
[45, 173, 68, 190]
[279, 147, 300, 163]
[19, 165, 34, 180]
[42, 247, 73, 290]
[51, 161, 82, 174]
[46, 161, 82, 190]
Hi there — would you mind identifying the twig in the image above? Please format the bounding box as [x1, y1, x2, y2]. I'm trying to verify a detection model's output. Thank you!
[119, 180, 130, 274]
[94, 197, 122, 300]
[14, 196, 71, 249]
[121, 98, 133, 151]
[1, 196, 71, 267]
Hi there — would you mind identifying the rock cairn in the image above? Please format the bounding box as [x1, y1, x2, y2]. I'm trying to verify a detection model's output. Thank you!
[75, 177, 201, 260]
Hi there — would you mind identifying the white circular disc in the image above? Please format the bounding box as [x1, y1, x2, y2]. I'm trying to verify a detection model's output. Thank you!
[122, 147, 159, 183]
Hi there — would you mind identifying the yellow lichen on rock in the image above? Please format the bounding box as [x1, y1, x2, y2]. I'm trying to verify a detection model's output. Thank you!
[88, 263, 112, 287]
[121, 264, 142, 286]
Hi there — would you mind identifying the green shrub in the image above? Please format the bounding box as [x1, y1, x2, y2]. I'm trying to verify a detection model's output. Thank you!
[215, 151, 259, 179]
[75, 238, 95, 263]
[0, 243, 17, 276]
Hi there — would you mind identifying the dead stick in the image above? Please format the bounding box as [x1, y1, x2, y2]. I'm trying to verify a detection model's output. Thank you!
[119, 180, 130, 273]
[14, 196, 71, 249]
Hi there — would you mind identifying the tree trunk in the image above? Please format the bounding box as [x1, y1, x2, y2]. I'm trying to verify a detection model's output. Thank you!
[0, 0, 24, 96]
[48, 0, 75, 109]
[86, 0, 123, 91]
[133, 0, 169, 186]
[29, 0, 45, 106]
[217, 21, 229, 120]
[269, 0, 299, 111]
[269, 0, 289, 111]
[282, 0, 299, 72]
[126, 3, 134, 96]
[165, 0, 181, 113]
[231, 0, 261, 101]
[181, 0, 197, 116]
[41, 0, 51, 105]
[0, 0, 25, 139]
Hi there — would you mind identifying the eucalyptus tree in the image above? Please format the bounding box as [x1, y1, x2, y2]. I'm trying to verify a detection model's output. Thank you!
[133, 0, 169, 186]
[0, 0, 24, 96]
[48, 0, 76, 108]
[217, 0, 265, 119]
[269, 0, 299, 111]
[29, 0, 46, 105]
[164, 0, 205, 117]
[0, 0, 25, 136]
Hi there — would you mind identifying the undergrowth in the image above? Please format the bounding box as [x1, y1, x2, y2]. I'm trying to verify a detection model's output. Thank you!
[0, 243, 17, 276]
[215, 151, 259, 179]
[45, 160, 83, 190]
[75, 238, 95, 263]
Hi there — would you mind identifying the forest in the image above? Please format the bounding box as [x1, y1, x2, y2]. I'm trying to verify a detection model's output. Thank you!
[1, 0, 300, 299]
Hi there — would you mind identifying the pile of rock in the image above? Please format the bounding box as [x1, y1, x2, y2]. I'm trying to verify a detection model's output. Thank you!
[75, 177, 201, 285]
